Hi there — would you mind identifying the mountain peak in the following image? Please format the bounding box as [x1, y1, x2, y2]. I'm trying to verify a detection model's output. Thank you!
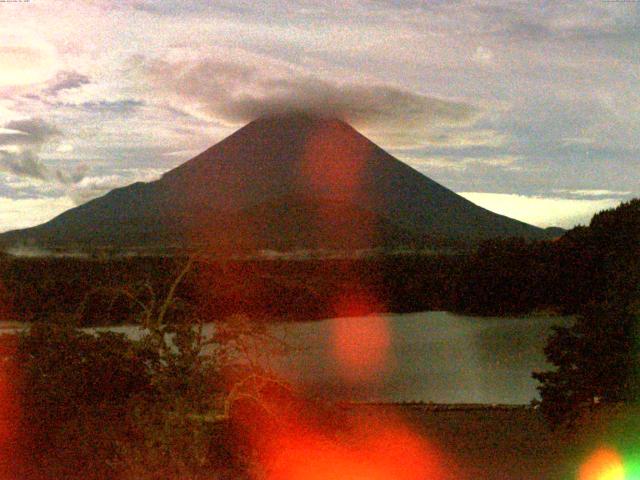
[0, 117, 554, 253]
[241, 112, 356, 139]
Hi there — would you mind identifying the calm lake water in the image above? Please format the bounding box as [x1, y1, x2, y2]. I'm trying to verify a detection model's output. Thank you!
[259, 312, 574, 404]
[3, 311, 574, 405]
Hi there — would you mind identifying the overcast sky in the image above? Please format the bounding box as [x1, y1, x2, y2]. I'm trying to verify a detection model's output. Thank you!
[1, 0, 638, 232]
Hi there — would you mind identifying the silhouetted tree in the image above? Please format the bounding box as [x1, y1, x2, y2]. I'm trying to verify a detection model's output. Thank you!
[534, 199, 640, 426]
[533, 304, 639, 426]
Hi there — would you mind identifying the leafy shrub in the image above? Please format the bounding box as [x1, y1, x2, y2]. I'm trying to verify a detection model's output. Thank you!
[533, 304, 639, 426]
[17, 322, 153, 479]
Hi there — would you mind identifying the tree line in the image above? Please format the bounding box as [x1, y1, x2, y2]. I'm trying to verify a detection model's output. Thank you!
[1, 197, 637, 326]
[533, 199, 640, 425]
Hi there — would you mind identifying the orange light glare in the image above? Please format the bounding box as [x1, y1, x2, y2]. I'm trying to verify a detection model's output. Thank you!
[331, 315, 391, 383]
[262, 413, 453, 480]
[579, 447, 625, 480]
[330, 291, 391, 383]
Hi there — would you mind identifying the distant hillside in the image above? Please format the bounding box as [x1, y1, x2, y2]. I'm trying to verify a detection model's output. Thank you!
[0, 114, 558, 253]
[449, 198, 639, 315]
[556, 198, 640, 310]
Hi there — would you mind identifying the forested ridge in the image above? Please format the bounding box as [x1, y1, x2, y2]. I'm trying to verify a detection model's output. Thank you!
[0, 199, 637, 326]
[533, 199, 640, 424]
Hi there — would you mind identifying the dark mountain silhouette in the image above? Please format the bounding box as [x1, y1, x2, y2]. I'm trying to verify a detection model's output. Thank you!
[0, 114, 559, 252]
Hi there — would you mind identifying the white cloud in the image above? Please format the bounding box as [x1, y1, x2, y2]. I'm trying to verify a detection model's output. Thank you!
[0, 172, 50, 191]
[0, 32, 58, 87]
[458, 192, 622, 228]
[404, 155, 519, 171]
[0, 146, 21, 154]
[67, 168, 164, 205]
[0, 128, 27, 136]
[162, 149, 204, 158]
[0, 196, 74, 233]
[56, 143, 74, 153]
[472, 46, 494, 65]
[555, 189, 632, 198]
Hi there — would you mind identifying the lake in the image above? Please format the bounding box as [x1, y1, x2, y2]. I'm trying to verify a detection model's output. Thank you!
[262, 311, 574, 404]
[3, 311, 574, 405]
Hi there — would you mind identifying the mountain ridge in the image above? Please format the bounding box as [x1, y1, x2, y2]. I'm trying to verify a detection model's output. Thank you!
[0, 114, 560, 253]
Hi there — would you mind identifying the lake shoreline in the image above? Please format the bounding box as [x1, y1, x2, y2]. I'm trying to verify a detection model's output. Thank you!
[3, 312, 575, 404]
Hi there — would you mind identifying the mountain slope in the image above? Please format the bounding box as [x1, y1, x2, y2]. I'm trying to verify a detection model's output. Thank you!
[0, 114, 556, 252]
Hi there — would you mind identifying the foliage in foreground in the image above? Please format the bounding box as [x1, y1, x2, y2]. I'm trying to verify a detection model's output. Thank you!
[9, 261, 288, 480]
[533, 305, 639, 426]
[534, 199, 640, 426]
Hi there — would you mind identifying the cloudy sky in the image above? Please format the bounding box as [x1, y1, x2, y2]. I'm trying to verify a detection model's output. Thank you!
[1, 0, 638, 232]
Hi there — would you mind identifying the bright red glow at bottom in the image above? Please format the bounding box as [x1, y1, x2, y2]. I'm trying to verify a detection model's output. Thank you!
[259, 411, 456, 480]
[579, 447, 625, 480]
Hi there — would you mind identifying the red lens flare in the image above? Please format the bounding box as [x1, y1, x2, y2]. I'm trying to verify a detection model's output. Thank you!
[0, 346, 18, 443]
[244, 402, 458, 480]
[298, 119, 380, 250]
[300, 119, 372, 200]
[330, 290, 392, 383]
[331, 315, 391, 383]
[0, 282, 22, 479]
[579, 447, 625, 480]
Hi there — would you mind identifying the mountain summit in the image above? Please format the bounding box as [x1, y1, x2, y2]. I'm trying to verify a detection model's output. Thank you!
[0, 114, 555, 253]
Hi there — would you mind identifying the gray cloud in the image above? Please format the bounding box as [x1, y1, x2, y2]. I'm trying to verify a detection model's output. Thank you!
[78, 99, 145, 114]
[0, 118, 60, 147]
[44, 70, 91, 95]
[136, 56, 478, 147]
[0, 150, 49, 180]
[0, 119, 89, 186]
[107, 0, 337, 18]
[55, 164, 90, 186]
[0, 118, 61, 180]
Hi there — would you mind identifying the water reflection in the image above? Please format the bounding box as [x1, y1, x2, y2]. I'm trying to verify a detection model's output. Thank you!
[0, 311, 574, 404]
[264, 311, 574, 404]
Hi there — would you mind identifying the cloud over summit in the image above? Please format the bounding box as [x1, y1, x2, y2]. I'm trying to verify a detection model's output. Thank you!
[136, 56, 478, 147]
